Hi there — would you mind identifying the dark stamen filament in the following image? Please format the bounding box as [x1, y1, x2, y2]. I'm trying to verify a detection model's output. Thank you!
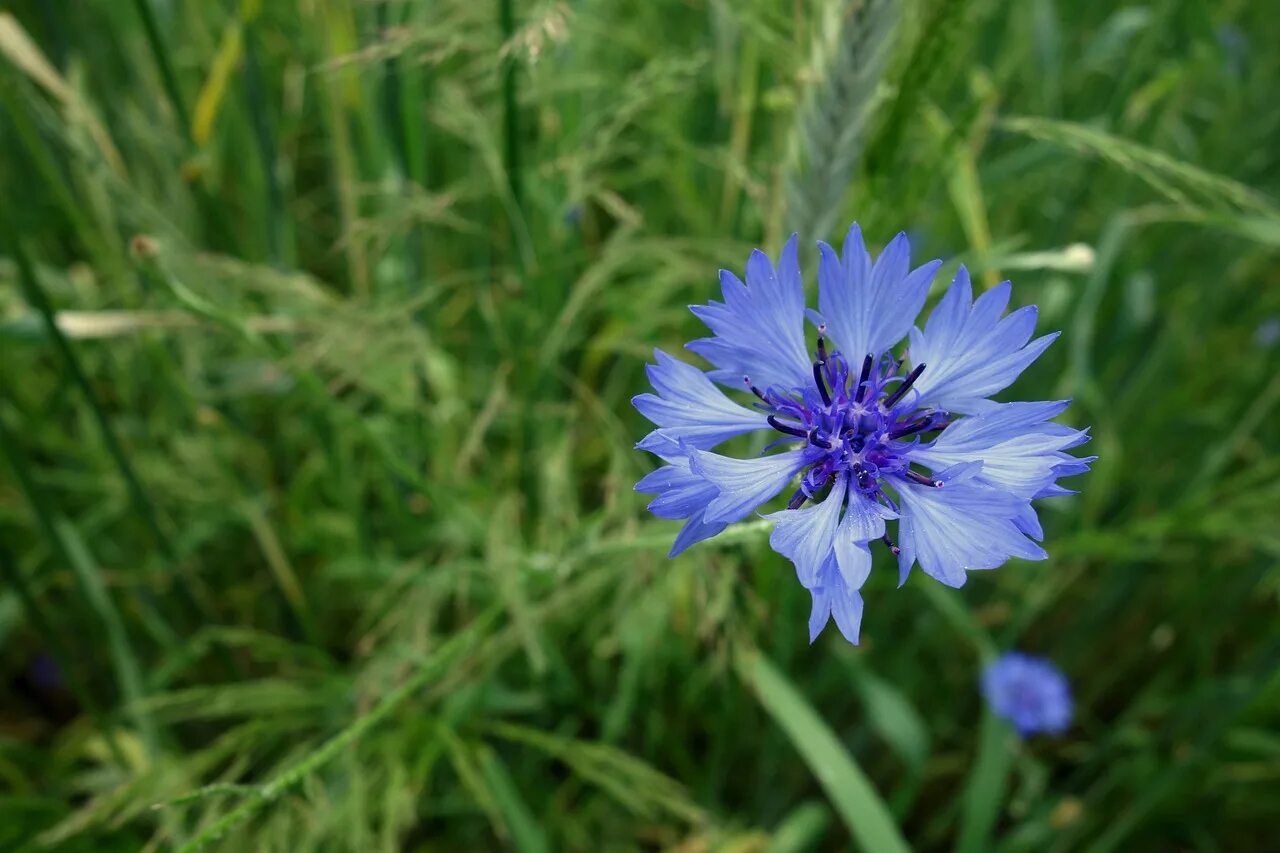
[787, 490, 808, 510]
[905, 469, 944, 488]
[882, 363, 926, 410]
[808, 430, 833, 449]
[767, 416, 808, 438]
[813, 361, 832, 406]
[880, 533, 901, 556]
[855, 354, 873, 403]
[889, 416, 934, 438]
[743, 376, 768, 402]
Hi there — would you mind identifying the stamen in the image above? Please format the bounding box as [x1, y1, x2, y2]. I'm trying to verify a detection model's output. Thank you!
[888, 414, 935, 439]
[882, 363, 926, 410]
[816, 333, 828, 364]
[891, 415, 952, 439]
[889, 417, 930, 438]
[905, 469, 944, 488]
[812, 361, 832, 406]
[880, 533, 901, 556]
[767, 416, 809, 438]
[743, 375, 768, 402]
[786, 490, 808, 510]
[854, 354, 873, 403]
[807, 430, 833, 449]
[852, 462, 874, 492]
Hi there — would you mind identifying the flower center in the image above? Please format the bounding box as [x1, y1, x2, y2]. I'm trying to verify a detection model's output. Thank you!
[744, 327, 950, 513]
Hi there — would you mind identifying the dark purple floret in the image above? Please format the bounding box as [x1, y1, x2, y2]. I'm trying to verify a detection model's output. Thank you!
[752, 331, 944, 538]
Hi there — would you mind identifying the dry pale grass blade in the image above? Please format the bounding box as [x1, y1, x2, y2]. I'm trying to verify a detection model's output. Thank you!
[44, 310, 297, 339]
[0, 12, 125, 173]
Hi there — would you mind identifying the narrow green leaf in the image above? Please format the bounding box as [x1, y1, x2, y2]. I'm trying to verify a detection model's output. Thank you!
[736, 646, 910, 853]
[764, 801, 831, 853]
[957, 711, 1017, 853]
[54, 518, 159, 755]
[477, 745, 550, 853]
[850, 663, 931, 773]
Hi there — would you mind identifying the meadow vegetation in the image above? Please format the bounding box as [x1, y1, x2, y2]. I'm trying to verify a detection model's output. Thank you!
[1, 0, 1278, 849]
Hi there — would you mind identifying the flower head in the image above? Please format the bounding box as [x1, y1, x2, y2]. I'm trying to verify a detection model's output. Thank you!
[982, 652, 1073, 736]
[634, 224, 1093, 645]
[1254, 316, 1280, 350]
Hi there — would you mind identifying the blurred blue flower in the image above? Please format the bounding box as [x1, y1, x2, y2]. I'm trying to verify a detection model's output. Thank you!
[982, 652, 1073, 736]
[634, 224, 1093, 645]
[1254, 316, 1280, 349]
[1217, 25, 1247, 78]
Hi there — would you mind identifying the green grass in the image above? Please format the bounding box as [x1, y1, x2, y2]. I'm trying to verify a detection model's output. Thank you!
[1, 0, 1278, 849]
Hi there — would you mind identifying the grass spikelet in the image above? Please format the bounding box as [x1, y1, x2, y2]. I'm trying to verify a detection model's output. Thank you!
[783, 0, 901, 241]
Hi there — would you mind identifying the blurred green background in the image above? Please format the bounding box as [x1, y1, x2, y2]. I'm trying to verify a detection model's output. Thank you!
[1, 0, 1278, 850]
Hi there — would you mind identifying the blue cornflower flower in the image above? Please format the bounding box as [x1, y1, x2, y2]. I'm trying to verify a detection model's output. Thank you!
[981, 652, 1073, 736]
[634, 224, 1094, 645]
[1254, 316, 1280, 349]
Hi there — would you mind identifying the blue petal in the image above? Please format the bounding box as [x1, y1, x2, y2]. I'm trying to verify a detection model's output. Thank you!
[686, 234, 812, 391]
[1013, 502, 1044, 540]
[807, 557, 865, 645]
[910, 401, 1092, 499]
[670, 512, 728, 557]
[635, 454, 718, 520]
[765, 474, 848, 589]
[818, 225, 942, 361]
[635, 454, 729, 557]
[829, 579, 865, 644]
[833, 486, 896, 590]
[808, 584, 833, 643]
[687, 446, 810, 524]
[895, 471, 1047, 588]
[908, 268, 1059, 413]
[633, 349, 770, 451]
[1050, 457, 1096, 479]
[1034, 483, 1078, 499]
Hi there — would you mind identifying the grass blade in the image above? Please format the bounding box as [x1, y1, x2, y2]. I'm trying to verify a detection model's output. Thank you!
[956, 710, 1016, 853]
[999, 115, 1280, 216]
[172, 606, 503, 851]
[765, 802, 831, 853]
[736, 645, 910, 853]
[477, 745, 550, 853]
[6, 237, 218, 641]
[54, 517, 159, 754]
[131, 0, 190, 130]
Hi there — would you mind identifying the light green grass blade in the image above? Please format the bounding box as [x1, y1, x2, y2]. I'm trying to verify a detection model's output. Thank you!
[736, 645, 910, 853]
[764, 801, 831, 853]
